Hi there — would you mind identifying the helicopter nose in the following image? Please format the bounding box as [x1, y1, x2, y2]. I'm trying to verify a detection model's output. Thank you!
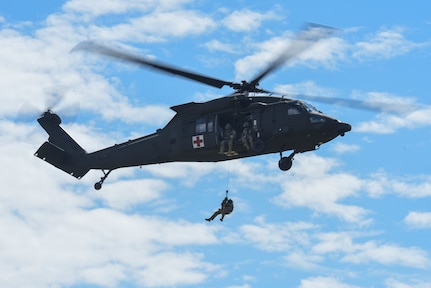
[338, 122, 351, 136]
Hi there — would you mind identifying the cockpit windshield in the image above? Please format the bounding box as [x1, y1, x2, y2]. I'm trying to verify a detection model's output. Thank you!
[302, 101, 321, 113]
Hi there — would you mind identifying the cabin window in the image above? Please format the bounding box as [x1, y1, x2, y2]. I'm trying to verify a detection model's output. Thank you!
[196, 118, 206, 133]
[195, 117, 214, 133]
[207, 118, 214, 132]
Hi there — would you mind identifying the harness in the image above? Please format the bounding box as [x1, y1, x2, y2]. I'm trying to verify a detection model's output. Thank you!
[223, 190, 234, 214]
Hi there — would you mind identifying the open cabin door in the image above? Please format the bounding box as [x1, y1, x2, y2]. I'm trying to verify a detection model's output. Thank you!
[215, 109, 265, 152]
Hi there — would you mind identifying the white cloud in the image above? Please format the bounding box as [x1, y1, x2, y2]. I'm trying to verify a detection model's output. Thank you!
[352, 91, 431, 134]
[142, 159, 279, 190]
[404, 211, 431, 229]
[341, 241, 430, 269]
[141, 162, 218, 187]
[222, 9, 279, 32]
[275, 80, 338, 98]
[313, 232, 431, 269]
[364, 171, 431, 198]
[0, 208, 220, 287]
[273, 154, 369, 224]
[298, 276, 359, 288]
[234, 34, 290, 81]
[234, 33, 346, 81]
[88, 10, 217, 42]
[63, 0, 193, 17]
[203, 39, 238, 54]
[0, 128, 221, 286]
[385, 278, 431, 288]
[0, 4, 226, 286]
[312, 231, 358, 255]
[355, 105, 431, 134]
[0, 11, 180, 130]
[137, 251, 218, 287]
[296, 36, 347, 68]
[99, 103, 174, 125]
[239, 216, 316, 252]
[238, 26, 429, 89]
[283, 251, 324, 270]
[227, 285, 252, 288]
[353, 27, 425, 60]
[271, 154, 431, 223]
[91, 178, 169, 210]
[353, 91, 419, 114]
[235, 218, 431, 274]
[228, 25, 429, 83]
[331, 142, 360, 154]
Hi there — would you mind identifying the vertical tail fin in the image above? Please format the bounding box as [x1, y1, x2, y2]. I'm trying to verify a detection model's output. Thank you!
[34, 111, 90, 179]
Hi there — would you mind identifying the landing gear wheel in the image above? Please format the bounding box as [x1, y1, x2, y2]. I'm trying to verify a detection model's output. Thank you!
[278, 157, 293, 171]
[94, 182, 102, 190]
[278, 151, 295, 171]
[94, 169, 112, 190]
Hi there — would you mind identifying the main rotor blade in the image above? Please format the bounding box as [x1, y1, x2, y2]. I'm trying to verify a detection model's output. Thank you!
[283, 93, 418, 114]
[72, 41, 234, 89]
[250, 23, 337, 87]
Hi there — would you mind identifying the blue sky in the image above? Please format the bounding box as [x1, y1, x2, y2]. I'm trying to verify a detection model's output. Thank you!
[1, 1, 431, 287]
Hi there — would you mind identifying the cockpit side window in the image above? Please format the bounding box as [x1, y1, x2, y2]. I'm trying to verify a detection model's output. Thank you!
[302, 102, 319, 113]
[287, 105, 301, 116]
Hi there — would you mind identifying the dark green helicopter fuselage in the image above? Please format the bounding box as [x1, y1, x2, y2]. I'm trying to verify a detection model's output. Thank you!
[35, 95, 351, 185]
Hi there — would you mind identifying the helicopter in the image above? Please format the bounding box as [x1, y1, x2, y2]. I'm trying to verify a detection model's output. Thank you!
[34, 24, 352, 190]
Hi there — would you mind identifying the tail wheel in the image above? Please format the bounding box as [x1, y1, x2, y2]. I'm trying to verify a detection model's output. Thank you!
[94, 169, 112, 190]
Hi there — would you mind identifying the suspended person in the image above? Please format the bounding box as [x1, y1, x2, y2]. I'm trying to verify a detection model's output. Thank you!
[206, 191, 234, 222]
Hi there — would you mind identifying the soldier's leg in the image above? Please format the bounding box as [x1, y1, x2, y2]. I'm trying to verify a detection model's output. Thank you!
[219, 141, 225, 153]
[228, 139, 233, 152]
[206, 209, 221, 221]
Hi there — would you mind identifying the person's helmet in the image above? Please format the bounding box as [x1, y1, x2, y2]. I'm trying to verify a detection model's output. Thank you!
[243, 122, 249, 128]
[225, 124, 232, 130]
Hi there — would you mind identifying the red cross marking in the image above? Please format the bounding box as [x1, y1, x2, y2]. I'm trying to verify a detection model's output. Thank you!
[193, 136, 203, 147]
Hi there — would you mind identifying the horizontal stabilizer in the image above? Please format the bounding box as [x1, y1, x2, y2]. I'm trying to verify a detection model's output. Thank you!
[35, 141, 89, 179]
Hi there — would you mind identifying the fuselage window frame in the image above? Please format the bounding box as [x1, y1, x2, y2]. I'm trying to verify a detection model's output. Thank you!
[195, 117, 214, 134]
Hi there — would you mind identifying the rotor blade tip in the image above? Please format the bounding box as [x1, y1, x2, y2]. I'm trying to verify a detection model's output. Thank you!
[304, 22, 339, 35]
[70, 41, 98, 53]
